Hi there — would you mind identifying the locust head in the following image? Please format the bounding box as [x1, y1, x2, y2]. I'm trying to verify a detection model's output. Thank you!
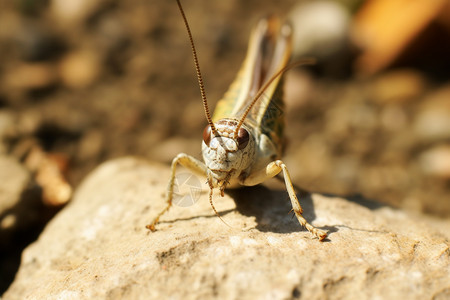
[202, 118, 255, 194]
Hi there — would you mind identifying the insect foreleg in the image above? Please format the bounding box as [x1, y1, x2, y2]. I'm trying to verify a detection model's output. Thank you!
[146, 153, 207, 231]
[242, 160, 327, 241]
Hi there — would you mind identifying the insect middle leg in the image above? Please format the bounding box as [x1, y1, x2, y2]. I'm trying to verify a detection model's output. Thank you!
[146, 153, 207, 231]
[242, 160, 328, 241]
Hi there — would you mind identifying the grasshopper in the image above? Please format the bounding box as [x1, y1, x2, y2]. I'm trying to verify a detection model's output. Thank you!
[147, 0, 327, 241]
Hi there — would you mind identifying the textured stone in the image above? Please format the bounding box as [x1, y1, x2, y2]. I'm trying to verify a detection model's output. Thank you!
[3, 157, 450, 299]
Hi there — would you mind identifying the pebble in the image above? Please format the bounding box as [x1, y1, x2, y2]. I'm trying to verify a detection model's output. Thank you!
[50, 0, 103, 25]
[289, 0, 350, 59]
[419, 145, 450, 179]
[413, 86, 450, 142]
[58, 50, 101, 89]
[4, 63, 57, 91]
[369, 70, 426, 104]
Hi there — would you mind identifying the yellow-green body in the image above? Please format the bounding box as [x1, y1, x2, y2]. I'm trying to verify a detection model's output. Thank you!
[148, 10, 327, 241]
[212, 17, 290, 156]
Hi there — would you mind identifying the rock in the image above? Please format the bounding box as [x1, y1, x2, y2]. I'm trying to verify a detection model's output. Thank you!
[3, 157, 450, 299]
[24, 146, 72, 206]
[289, 1, 350, 59]
[419, 145, 450, 179]
[288, 0, 352, 77]
[58, 50, 101, 89]
[369, 70, 426, 104]
[50, 0, 105, 25]
[413, 85, 450, 143]
[3, 62, 58, 91]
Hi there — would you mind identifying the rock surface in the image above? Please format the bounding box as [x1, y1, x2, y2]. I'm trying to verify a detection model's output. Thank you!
[3, 157, 450, 299]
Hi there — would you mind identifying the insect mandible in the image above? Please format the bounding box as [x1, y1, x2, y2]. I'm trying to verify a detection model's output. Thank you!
[147, 0, 327, 241]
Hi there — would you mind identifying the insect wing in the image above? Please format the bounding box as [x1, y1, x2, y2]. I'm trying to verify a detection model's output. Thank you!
[212, 17, 292, 153]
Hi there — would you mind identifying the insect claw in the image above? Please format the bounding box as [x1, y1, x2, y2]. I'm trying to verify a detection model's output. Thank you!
[318, 232, 327, 242]
[146, 224, 156, 232]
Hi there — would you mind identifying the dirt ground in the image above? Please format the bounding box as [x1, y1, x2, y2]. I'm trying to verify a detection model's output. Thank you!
[0, 0, 449, 294]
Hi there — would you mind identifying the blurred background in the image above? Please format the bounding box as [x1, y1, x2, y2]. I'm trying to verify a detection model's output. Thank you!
[1, 0, 449, 293]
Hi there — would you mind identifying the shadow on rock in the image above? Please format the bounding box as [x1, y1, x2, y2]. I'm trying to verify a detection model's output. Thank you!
[226, 185, 333, 234]
[228, 184, 389, 237]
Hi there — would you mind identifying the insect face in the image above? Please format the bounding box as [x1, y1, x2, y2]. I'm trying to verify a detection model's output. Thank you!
[202, 119, 255, 186]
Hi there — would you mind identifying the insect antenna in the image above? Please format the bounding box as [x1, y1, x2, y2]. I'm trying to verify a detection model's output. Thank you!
[234, 58, 316, 136]
[176, 0, 218, 135]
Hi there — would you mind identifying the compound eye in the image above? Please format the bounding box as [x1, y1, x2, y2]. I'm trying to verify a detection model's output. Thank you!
[203, 125, 212, 146]
[237, 128, 249, 150]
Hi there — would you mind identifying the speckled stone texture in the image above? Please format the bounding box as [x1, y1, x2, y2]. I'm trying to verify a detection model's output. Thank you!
[3, 157, 450, 300]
